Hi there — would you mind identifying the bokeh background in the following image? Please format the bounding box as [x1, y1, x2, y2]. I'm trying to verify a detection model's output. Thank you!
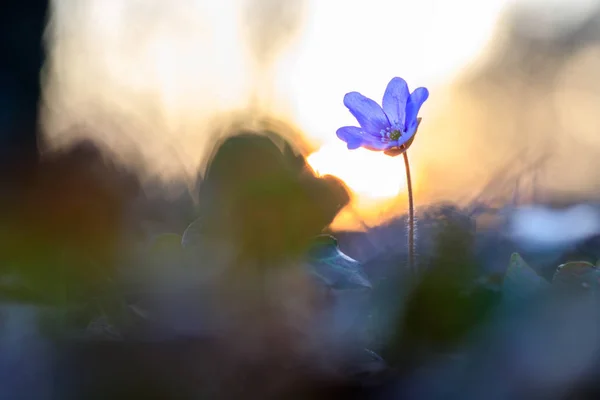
[43, 0, 600, 228]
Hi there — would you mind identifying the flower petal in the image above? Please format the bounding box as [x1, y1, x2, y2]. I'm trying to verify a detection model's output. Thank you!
[398, 117, 422, 145]
[360, 136, 395, 151]
[336, 126, 397, 151]
[336, 126, 364, 149]
[382, 77, 410, 129]
[404, 87, 429, 132]
[336, 126, 392, 151]
[398, 130, 415, 147]
[343, 92, 390, 134]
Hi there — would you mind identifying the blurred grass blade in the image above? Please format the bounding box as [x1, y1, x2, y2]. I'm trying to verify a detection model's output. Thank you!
[307, 234, 371, 290]
[502, 253, 549, 301]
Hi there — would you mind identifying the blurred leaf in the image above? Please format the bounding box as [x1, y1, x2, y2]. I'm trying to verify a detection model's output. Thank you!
[553, 261, 600, 290]
[502, 253, 549, 301]
[146, 233, 183, 263]
[343, 348, 388, 382]
[306, 234, 371, 290]
[148, 233, 182, 254]
[198, 133, 349, 264]
[181, 218, 203, 248]
[86, 315, 121, 340]
[128, 304, 151, 321]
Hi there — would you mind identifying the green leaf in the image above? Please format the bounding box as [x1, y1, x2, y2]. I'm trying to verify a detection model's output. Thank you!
[307, 234, 371, 290]
[502, 253, 549, 301]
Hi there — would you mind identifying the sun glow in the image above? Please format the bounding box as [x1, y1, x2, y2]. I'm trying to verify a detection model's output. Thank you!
[281, 0, 513, 206]
[46, 0, 524, 224]
[307, 141, 408, 199]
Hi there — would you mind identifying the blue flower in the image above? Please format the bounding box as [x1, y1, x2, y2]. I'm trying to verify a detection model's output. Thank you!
[336, 77, 429, 153]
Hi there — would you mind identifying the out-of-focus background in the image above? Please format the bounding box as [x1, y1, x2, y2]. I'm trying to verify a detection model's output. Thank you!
[43, 0, 600, 228]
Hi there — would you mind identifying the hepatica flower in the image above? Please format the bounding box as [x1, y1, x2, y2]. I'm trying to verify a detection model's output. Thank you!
[334, 77, 429, 272]
[336, 77, 429, 154]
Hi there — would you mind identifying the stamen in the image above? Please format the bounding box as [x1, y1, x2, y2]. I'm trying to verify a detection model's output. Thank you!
[389, 129, 401, 140]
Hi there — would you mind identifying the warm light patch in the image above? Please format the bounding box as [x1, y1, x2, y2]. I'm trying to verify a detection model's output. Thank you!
[307, 141, 408, 200]
[46, 0, 525, 209]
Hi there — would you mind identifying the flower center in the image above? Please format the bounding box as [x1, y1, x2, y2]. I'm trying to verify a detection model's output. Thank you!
[379, 126, 403, 141]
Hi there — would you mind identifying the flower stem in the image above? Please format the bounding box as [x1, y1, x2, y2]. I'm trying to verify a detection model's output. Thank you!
[403, 151, 415, 271]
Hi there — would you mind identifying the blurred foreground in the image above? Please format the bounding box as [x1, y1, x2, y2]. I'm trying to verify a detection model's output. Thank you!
[2, 129, 600, 399]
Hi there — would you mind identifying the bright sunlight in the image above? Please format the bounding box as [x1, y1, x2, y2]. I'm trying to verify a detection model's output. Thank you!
[307, 142, 408, 199]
